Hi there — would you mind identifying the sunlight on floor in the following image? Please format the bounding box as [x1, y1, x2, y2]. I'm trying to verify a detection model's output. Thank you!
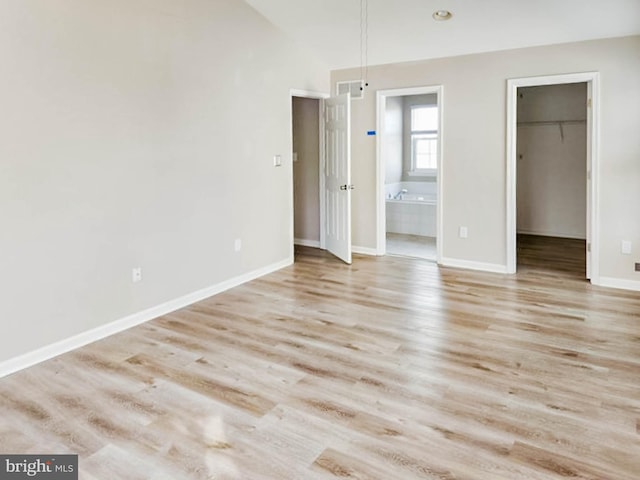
[203, 415, 240, 478]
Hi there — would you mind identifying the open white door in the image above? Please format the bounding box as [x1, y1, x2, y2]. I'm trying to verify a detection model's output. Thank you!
[585, 85, 593, 279]
[323, 93, 352, 264]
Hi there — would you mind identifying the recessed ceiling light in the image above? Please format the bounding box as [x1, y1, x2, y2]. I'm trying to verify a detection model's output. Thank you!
[432, 10, 453, 21]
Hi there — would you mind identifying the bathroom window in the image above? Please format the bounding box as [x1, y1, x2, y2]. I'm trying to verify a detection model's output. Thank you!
[410, 105, 438, 175]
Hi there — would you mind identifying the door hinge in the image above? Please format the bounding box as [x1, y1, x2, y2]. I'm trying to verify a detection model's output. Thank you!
[587, 98, 592, 108]
[587, 170, 591, 181]
[587, 242, 591, 253]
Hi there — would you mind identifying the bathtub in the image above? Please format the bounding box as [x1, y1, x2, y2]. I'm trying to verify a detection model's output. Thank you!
[387, 193, 436, 204]
[386, 193, 437, 237]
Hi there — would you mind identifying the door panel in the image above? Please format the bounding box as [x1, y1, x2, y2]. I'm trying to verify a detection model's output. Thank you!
[586, 85, 592, 279]
[323, 93, 352, 264]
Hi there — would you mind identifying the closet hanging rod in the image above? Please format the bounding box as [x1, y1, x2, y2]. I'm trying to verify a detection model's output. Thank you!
[517, 120, 586, 126]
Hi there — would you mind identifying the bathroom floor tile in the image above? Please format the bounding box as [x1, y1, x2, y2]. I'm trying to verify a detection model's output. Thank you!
[386, 233, 436, 260]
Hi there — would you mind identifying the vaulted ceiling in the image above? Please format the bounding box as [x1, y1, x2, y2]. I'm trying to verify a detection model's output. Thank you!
[244, 0, 640, 70]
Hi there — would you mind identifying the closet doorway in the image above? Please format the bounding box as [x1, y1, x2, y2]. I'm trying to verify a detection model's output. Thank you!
[292, 95, 321, 249]
[506, 73, 600, 281]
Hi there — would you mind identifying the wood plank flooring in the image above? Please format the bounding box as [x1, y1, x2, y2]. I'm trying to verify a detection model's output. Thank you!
[1, 237, 639, 479]
[517, 234, 587, 277]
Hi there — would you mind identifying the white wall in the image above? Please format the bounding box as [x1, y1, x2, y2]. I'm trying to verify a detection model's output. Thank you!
[292, 97, 320, 244]
[332, 35, 640, 284]
[0, 0, 328, 364]
[517, 83, 587, 239]
[383, 97, 403, 185]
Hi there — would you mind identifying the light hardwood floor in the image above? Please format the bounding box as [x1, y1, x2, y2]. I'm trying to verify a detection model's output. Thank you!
[1, 236, 639, 479]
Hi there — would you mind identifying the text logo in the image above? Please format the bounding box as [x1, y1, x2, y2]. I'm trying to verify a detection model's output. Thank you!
[0, 455, 77, 479]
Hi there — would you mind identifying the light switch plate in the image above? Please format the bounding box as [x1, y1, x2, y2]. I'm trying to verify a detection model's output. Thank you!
[132, 267, 142, 283]
[621, 240, 632, 255]
[274, 155, 282, 167]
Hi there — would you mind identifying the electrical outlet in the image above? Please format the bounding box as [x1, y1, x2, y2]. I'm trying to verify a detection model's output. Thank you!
[132, 267, 142, 283]
[621, 240, 632, 255]
[459, 226, 468, 239]
[234, 239, 242, 252]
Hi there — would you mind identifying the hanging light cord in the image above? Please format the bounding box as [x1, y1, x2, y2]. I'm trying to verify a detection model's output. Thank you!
[360, 0, 369, 90]
[360, 0, 364, 87]
[364, 0, 369, 88]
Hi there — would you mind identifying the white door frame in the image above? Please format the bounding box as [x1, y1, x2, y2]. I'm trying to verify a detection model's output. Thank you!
[289, 89, 330, 258]
[376, 86, 444, 262]
[506, 72, 600, 281]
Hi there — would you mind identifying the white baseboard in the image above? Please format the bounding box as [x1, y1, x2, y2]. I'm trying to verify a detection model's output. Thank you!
[517, 229, 586, 240]
[0, 258, 293, 379]
[352, 245, 379, 256]
[594, 276, 640, 292]
[294, 238, 321, 248]
[440, 257, 508, 274]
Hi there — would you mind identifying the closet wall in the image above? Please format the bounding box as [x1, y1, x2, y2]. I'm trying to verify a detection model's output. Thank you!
[516, 83, 587, 239]
[292, 97, 321, 245]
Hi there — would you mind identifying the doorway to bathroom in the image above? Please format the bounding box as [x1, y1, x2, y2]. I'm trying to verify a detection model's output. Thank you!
[376, 86, 443, 262]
